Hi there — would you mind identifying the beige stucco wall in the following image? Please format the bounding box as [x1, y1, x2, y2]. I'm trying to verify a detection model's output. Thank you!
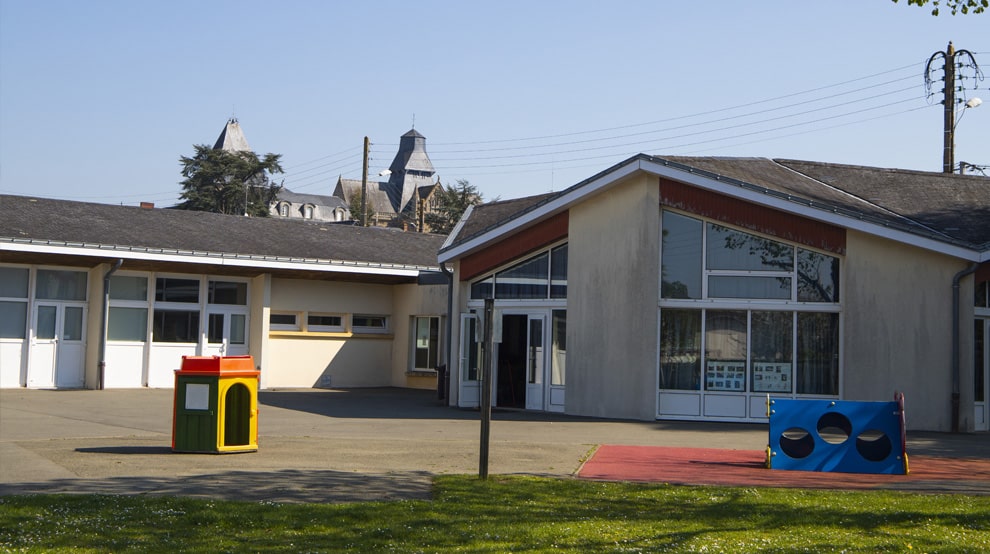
[566, 173, 660, 420]
[265, 278, 395, 388]
[84, 264, 105, 389]
[390, 281, 448, 390]
[264, 277, 446, 389]
[843, 230, 974, 431]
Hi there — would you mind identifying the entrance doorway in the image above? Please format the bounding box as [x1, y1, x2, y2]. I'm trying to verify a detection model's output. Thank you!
[203, 309, 248, 357]
[27, 302, 86, 388]
[495, 313, 546, 410]
[458, 308, 565, 412]
[496, 315, 528, 408]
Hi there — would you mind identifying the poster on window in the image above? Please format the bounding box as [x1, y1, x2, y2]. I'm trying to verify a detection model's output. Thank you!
[752, 362, 792, 393]
[705, 361, 746, 391]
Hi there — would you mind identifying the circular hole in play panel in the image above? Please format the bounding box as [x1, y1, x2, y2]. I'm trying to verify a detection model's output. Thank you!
[779, 427, 815, 459]
[816, 412, 852, 444]
[855, 429, 892, 462]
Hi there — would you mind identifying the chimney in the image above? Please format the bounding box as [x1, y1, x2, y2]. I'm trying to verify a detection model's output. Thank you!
[140, 202, 155, 209]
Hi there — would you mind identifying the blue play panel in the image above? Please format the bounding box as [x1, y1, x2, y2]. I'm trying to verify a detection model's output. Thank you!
[767, 395, 907, 475]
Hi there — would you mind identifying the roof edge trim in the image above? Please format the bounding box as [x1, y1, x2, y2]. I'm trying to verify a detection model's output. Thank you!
[0, 239, 433, 276]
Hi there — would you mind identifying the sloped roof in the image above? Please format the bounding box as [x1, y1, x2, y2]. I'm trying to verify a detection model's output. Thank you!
[335, 179, 398, 216]
[1, 195, 445, 277]
[440, 155, 990, 262]
[388, 129, 435, 174]
[213, 118, 251, 152]
[277, 189, 348, 209]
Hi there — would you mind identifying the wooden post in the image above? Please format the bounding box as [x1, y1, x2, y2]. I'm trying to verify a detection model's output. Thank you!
[479, 297, 494, 479]
[943, 42, 956, 174]
[361, 136, 370, 226]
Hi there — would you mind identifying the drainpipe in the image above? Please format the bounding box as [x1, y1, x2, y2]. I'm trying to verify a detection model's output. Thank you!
[951, 262, 979, 432]
[440, 261, 454, 403]
[98, 259, 123, 390]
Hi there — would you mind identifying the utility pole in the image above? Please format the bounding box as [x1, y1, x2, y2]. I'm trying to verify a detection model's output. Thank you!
[926, 42, 983, 174]
[942, 42, 956, 174]
[361, 136, 370, 226]
[479, 298, 494, 480]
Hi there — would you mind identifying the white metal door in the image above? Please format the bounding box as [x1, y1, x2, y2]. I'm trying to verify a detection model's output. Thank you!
[203, 310, 248, 357]
[976, 318, 988, 431]
[525, 315, 546, 411]
[548, 309, 566, 412]
[28, 303, 85, 388]
[458, 313, 481, 408]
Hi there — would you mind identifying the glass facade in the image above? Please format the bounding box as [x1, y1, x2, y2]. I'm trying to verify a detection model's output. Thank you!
[470, 243, 567, 300]
[660, 211, 841, 398]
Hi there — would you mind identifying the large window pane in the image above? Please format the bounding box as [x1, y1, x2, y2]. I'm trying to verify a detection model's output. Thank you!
[155, 278, 199, 303]
[0, 267, 29, 298]
[152, 310, 200, 343]
[462, 317, 480, 381]
[750, 311, 793, 393]
[0, 301, 27, 338]
[109, 275, 148, 301]
[36, 305, 56, 339]
[976, 281, 988, 308]
[208, 313, 224, 344]
[63, 307, 83, 341]
[36, 270, 87, 301]
[470, 277, 493, 300]
[528, 319, 543, 384]
[108, 307, 148, 341]
[797, 249, 840, 302]
[551, 310, 566, 386]
[659, 309, 701, 390]
[709, 276, 791, 299]
[705, 311, 747, 391]
[230, 314, 246, 345]
[209, 281, 247, 305]
[550, 244, 568, 299]
[414, 316, 440, 370]
[707, 224, 793, 272]
[495, 253, 549, 299]
[661, 212, 702, 299]
[796, 312, 839, 395]
[975, 319, 985, 403]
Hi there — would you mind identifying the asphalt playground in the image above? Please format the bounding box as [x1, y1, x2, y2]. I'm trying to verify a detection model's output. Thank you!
[1, 387, 988, 503]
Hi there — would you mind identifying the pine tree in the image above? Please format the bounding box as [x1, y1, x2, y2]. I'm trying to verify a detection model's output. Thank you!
[176, 145, 284, 216]
[424, 179, 485, 235]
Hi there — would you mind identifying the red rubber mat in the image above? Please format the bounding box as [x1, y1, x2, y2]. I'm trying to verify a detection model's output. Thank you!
[577, 446, 990, 494]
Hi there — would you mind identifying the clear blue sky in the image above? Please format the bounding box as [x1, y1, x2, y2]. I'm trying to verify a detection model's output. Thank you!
[1, 0, 987, 207]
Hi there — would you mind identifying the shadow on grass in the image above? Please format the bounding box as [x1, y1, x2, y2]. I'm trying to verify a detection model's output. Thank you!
[0, 468, 433, 504]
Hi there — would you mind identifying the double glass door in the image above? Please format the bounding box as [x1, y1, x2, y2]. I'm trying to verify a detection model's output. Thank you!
[203, 309, 248, 357]
[28, 302, 86, 388]
[459, 309, 565, 413]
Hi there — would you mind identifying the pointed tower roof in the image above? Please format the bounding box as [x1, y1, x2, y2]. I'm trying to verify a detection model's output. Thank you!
[388, 129, 435, 174]
[213, 118, 251, 152]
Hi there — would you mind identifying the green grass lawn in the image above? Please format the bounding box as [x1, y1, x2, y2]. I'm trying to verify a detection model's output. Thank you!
[2, 475, 988, 553]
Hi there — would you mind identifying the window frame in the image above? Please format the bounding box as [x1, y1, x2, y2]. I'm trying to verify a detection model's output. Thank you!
[659, 209, 842, 398]
[411, 315, 442, 372]
[0, 265, 30, 340]
[307, 313, 345, 333]
[352, 314, 389, 334]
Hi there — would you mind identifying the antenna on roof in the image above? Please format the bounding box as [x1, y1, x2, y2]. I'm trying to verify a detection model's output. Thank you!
[411, 113, 415, 129]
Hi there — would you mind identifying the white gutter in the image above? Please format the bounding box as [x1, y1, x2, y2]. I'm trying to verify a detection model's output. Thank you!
[1, 239, 432, 277]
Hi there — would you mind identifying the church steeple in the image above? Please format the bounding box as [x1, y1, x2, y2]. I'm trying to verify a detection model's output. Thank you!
[387, 129, 436, 214]
[213, 118, 251, 153]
